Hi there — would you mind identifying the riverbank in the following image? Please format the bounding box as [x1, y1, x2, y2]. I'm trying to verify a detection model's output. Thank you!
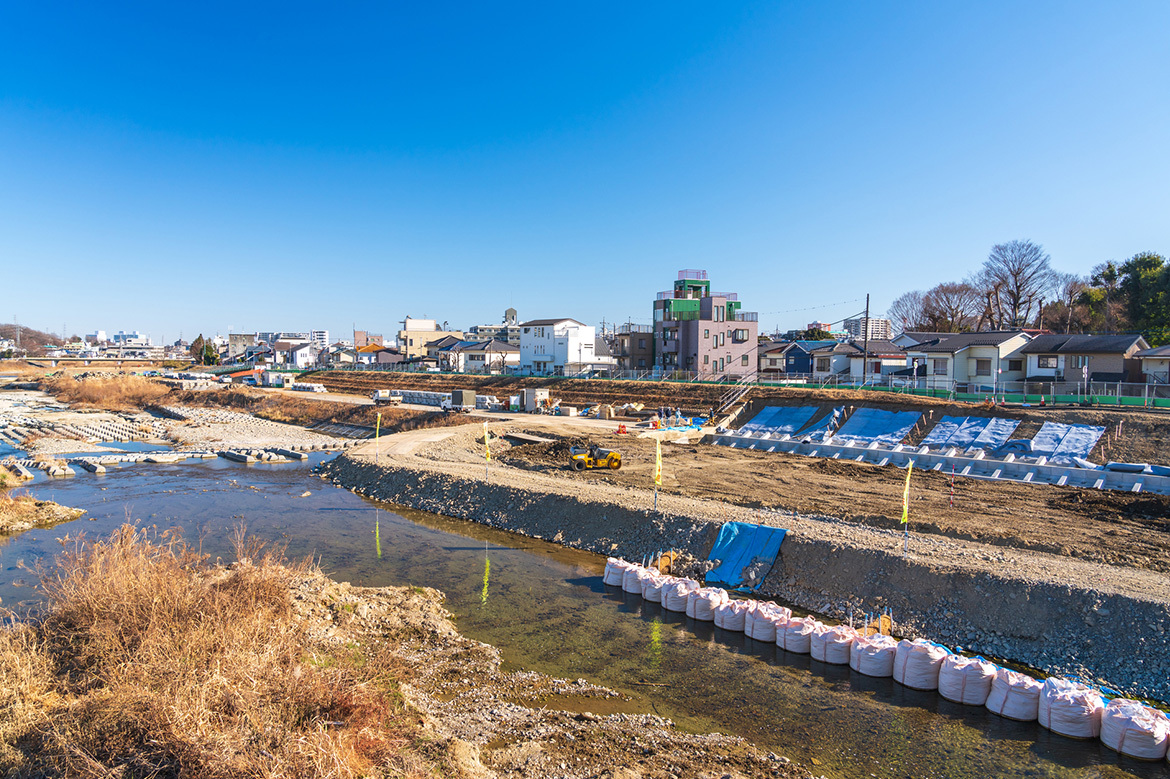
[320, 421, 1170, 703]
[0, 525, 810, 779]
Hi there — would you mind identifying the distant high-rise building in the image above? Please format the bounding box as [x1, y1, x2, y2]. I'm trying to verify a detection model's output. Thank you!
[844, 317, 892, 341]
[311, 330, 329, 349]
[806, 321, 833, 333]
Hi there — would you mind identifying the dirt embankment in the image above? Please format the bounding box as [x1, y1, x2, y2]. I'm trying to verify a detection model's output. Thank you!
[500, 428, 1170, 574]
[0, 525, 809, 779]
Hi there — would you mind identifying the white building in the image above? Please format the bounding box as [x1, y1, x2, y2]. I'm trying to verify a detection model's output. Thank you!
[86, 330, 109, 344]
[843, 317, 892, 341]
[519, 318, 597, 375]
[311, 330, 329, 349]
[112, 330, 152, 347]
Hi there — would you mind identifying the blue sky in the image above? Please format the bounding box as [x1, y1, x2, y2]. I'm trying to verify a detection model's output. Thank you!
[2, 2, 1168, 342]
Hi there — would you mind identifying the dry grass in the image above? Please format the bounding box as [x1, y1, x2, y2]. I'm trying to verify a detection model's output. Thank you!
[42, 374, 171, 412]
[0, 526, 438, 778]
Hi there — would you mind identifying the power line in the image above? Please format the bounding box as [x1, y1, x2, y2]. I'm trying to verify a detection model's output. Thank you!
[758, 298, 865, 316]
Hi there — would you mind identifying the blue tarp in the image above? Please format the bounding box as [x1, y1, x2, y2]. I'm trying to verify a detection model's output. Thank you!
[831, 408, 921, 445]
[705, 521, 787, 591]
[920, 416, 1020, 450]
[795, 406, 845, 441]
[1030, 421, 1105, 462]
[740, 406, 817, 436]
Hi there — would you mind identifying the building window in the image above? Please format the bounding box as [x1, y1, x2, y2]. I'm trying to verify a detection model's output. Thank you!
[742, 354, 750, 366]
[1069, 355, 1088, 368]
[1008, 359, 1022, 372]
[1038, 356, 1058, 369]
[975, 359, 991, 376]
[703, 355, 709, 365]
[638, 358, 646, 367]
[816, 358, 830, 372]
[932, 359, 947, 376]
[704, 329, 709, 338]
[638, 338, 646, 349]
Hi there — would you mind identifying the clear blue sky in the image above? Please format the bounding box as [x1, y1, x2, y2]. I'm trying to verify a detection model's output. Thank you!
[2, 2, 1168, 342]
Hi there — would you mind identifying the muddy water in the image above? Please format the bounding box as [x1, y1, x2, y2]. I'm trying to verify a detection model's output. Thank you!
[4, 457, 1166, 779]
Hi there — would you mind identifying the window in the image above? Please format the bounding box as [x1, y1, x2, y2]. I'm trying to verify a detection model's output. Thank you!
[638, 338, 646, 349]
[975, 359, 991, 376]
[638, 358, 646, 367]
[1069, 355, 1089, 368]
[932, 359, 948, 376]
[742, 354, 750, 366]
[1008, 359, 1023, 372]
[816, 357, 830, 372]
[703, 354, 709, 365]
[769, 358, 778, 367]
[1038, 356, 1058, 369]
[704, 329, 709, 338]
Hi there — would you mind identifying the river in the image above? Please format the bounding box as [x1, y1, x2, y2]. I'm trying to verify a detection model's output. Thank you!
[3, 453, 1165, 779]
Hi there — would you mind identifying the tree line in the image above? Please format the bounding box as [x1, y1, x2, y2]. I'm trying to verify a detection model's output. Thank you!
[887, 240, 1170, 344]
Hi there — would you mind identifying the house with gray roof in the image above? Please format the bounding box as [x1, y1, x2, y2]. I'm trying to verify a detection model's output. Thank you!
[1019, 334, 1150, 383]
[903, 331, 1032, 389]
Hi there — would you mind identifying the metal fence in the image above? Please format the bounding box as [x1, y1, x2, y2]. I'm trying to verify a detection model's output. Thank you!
[313, 362, 1170, 408]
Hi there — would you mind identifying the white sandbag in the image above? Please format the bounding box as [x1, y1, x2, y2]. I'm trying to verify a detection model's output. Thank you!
[662, 578, 698, 613]
[714, 599, 755, 632]
[1100, 699, 1170, 760]
[603, 558, 630, 586]
[687, 587, 728, 621]
[937, 655, 996, 705]
[1039, 678, 1104, 739]
[745, 603, 790, 642]
[985, 669, 1043, 722]
[893, 639, 948, 690]
[811, 625, 855, 665]
[850, 634, 898, 677]
[641, 573, 669, 603]
[780, 617, 820, 654]
[621, 565, 646, 593]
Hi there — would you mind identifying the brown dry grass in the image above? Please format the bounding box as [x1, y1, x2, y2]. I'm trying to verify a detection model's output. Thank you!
[42, 374, 171, 412]
[0, 526, 438, 778]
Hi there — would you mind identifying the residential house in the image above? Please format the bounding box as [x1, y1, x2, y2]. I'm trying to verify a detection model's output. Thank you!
[847, 340, 907, 382]
[519, 318, 597, 375]
[891, 331, 951, 349]
[809, 341, 858, 381]
[652, 269, 758, 378]
[273, 340, 317, 369]
[355, 344, 383, 365]
[1019, 334, 1150, 384]
[612, 324, 654, 372]
[760, 339, 836, 377]
[426, 335, 464, 367]
[374, 347, 405, 367]
[434, 339, 520, 374]
[1135, 345, 1170, 384]
[903, 331, 1032, 389]
[396, 318, 463, 359]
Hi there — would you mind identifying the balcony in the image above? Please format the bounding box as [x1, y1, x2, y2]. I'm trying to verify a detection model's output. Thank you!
[708, 292, 739, 301]
[735, 311, 758, 322]
[677, 269, 708, 281]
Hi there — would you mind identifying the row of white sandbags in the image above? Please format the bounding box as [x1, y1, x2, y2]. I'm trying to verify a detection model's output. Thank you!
[605, 558, 1170, 759]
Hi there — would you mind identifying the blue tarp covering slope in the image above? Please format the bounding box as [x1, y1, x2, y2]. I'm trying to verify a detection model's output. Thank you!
[739, 406, 817, 436]
[795, 406, 845, 441]
[831, 408, 921, 445]
[705, 521, 787, 591]
[1029, 421, 1106, 462]
[920, 416, 1020, 450]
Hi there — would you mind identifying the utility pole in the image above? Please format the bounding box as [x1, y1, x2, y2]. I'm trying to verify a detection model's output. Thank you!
[862, 293, 870, 387]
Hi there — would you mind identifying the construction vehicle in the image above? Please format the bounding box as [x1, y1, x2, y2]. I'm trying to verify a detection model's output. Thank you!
[371, 389, 402, 406]
[568, 444, 622, 471]
[440, 389, 476, 413]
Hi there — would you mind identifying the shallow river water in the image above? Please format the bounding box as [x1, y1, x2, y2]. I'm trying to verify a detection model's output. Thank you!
[3, 455, 1166, 779]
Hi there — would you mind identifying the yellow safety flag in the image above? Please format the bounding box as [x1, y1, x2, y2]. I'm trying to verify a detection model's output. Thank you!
[375, 412, 382, 440]
[483, 421, 490, 461]
[654, 438, 662, 486]
[901, 461, 913, 524]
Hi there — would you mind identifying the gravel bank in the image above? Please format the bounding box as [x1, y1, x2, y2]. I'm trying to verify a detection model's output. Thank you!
[320, 421, 1170, 702]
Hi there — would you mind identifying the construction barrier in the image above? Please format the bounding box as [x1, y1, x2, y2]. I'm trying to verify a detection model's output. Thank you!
[603, 557, 1170, 765]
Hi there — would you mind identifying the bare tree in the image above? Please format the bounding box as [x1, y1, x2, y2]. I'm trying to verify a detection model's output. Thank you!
[922, 282, 980, 332]
[887, 290, 927, 333]
[976, 240, 1056, 328]
[1046, 272, 1088, 333]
